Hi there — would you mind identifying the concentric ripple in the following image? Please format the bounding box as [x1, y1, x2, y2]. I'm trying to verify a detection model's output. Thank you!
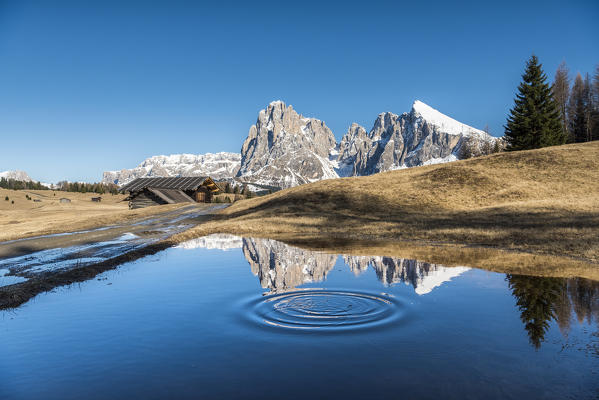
[243, 289, 405, 332]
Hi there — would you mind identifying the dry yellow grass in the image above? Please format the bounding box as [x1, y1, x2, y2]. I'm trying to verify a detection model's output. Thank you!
[174, 141, 599, 264]
[0, 189, 188, 241]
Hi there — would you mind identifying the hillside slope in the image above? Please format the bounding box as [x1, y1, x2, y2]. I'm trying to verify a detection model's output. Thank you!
[176, 142, 599, 262]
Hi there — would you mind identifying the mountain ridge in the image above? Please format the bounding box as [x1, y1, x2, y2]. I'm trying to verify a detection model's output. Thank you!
[102, 100, 501, 188]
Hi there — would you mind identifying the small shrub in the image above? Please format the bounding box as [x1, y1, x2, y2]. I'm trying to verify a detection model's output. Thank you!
[4, 196, 8, 201]
[11, 200, 14, 204]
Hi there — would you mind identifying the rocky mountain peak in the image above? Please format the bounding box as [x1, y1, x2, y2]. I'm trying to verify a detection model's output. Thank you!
[102, 99, 501, 189]
[237, 100, 338, 188]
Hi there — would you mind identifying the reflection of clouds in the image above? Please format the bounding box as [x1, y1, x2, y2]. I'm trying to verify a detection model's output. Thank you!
[241, 237, 469, 295]
[177, 234, 243, 251]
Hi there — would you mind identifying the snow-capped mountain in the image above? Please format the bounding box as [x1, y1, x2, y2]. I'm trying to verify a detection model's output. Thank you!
[102, 100, 500, 189]
[338, 100, 497, 176]
[0, 170, 32, 182]
[236, 101, 338, 188]
[235, 100, 500, 187]
[102, 152, 241, 186]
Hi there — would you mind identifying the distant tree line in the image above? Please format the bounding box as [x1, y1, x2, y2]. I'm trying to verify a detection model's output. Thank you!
[504, 55, 599, 151]
[56, 181, 119, 195]
[221, 182, 256, 198]
[0, 178, 49, 190]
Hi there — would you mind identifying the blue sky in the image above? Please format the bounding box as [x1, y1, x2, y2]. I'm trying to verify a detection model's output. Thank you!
[1, 0, 598, 182]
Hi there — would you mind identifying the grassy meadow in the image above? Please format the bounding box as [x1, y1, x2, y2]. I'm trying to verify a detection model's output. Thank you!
[0, 189, 187, 241]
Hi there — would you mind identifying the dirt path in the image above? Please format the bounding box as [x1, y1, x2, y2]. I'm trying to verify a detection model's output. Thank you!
[0, 204, 223, 278]
[0, 203, 225, 308]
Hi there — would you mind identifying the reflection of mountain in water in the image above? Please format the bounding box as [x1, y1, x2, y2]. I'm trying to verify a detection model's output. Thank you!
[345, 256, 470, 295]
[241, 237, 469, 294]
[242, 238, 337, 291]
[185, 235, 599, 349]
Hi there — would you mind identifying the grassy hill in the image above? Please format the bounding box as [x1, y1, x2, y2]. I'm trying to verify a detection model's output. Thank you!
[174, 141, 599, 268]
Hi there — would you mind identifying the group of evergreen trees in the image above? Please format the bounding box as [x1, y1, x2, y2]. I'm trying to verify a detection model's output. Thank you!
[221, 182, 255, 198]
[0, 177, 119, 195]
[506, 274, 599, 349]
[0, 178, 49, 191]
[505, 55, 599, 150]
[56, 180, 119, 195]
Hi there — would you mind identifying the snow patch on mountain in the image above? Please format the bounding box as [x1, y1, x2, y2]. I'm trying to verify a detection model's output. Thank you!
[412, 100, 488, 138]
[0, 170, 32, 182]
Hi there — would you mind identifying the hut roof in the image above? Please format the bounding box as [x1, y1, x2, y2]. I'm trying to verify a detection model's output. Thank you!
[119, 176, 212, 193]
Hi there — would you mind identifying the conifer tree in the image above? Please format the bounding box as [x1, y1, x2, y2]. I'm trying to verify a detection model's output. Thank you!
[552, 61, 570, 141]
[504, 55, 565, 151]
[506, 274, 563, 349]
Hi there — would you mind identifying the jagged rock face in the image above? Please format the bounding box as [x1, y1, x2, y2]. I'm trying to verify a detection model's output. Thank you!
[338, 101, 497, 176]
[242, 237, 337, 292]
[102, 100, 500, 188]
[237, 101, 338, 188]
[238, 100, 500, 186]
[102, 152, 241, 186]
[336, 123, 372, 176]
[0, 170, 32, 182]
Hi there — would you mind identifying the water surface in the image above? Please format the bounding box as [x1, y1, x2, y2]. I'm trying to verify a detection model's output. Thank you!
[1, 234, 598, 399]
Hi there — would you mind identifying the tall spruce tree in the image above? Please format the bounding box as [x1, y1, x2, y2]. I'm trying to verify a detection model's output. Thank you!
[504, 55, 565, 151]
[506, 274, 563, 349]
[568, 73, 587, 143]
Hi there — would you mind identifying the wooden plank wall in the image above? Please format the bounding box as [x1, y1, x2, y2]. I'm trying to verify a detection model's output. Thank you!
[129, 190, 166, 209]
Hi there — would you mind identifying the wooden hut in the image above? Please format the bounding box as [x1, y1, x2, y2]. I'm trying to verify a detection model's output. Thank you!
[119, 176, 221, 209]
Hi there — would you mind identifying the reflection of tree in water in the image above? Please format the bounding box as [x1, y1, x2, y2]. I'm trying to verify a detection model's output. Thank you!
[507, 274, 599, 349]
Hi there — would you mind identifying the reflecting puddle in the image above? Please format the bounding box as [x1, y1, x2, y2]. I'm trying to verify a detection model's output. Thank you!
[1, 233, 598, 399]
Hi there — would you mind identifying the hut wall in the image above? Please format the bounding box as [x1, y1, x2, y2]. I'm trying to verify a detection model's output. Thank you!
[129, 189, 168, 209]
[194, 187, 212, 203]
